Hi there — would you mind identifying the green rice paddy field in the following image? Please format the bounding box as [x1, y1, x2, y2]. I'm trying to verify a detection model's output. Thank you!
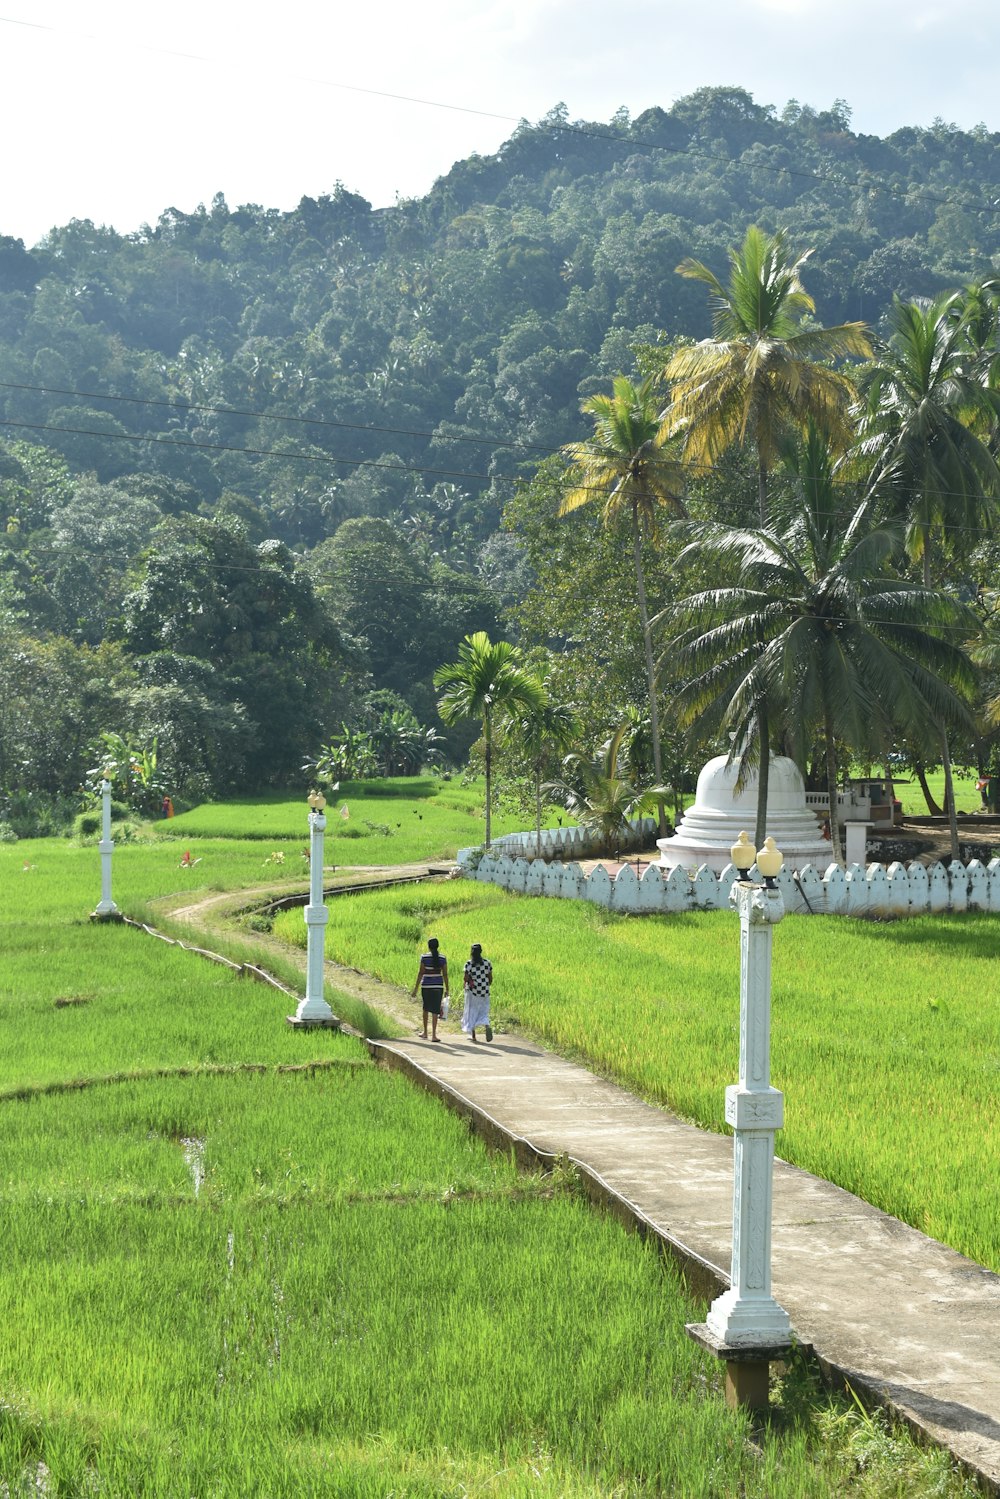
[0, 789, 988, 1497]
[165, 776, 553, 858]
[283, 880, 1000, 1273]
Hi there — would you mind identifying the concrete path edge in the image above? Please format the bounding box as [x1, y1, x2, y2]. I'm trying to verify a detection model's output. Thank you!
[365, 1035, 1000, 1498]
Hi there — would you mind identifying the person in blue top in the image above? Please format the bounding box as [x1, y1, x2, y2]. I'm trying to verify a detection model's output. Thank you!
[411, 936, 449, 1042]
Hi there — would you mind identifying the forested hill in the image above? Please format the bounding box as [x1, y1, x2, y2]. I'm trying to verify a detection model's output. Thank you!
[3, 85, 1000, 810]
[2, 88, 998, 550]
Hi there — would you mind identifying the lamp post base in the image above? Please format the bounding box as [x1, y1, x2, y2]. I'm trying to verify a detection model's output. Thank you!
[686, 1322, 801, 1412]
[705, 1286, 792, 1348]
[286, 1012, 340, 1029]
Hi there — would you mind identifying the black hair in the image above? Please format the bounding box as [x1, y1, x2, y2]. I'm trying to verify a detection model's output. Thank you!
[470, 943, 482, 960]
[427, 936, 441, 972]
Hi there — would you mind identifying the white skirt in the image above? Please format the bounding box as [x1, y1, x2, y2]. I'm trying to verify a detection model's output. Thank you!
[461, 986, 491, 1032]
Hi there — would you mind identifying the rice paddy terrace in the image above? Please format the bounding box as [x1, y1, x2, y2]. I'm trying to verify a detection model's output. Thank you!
[1, 783, 995, 1496]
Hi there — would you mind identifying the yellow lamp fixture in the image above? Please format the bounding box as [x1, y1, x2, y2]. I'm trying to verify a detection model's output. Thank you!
[307, 789, 327, 813]
[730, 830, 756, 875]
[755, 836, 783, 886]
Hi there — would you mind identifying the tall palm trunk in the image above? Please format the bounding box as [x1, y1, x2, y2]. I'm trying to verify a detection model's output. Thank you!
[484, 706, 492, 850]
[923, 541, 961, 861]
[631, 500, 667, 837]
[940, 727, 961, 862]
[914, 760, 944, 816]
[824, 710, 844, 867]
[753, 703, 770, 853]
[758, 454, 769, 527]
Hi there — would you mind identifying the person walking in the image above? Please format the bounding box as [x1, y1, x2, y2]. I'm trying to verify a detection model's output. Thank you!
[461, 942, 493, 1043]
[412, 936, 449, 1042]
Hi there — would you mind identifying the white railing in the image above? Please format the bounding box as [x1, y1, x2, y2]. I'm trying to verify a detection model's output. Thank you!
[466, 817, 657, 866]
[462, 851, 1000, 919]
[804, 790, 874, 819]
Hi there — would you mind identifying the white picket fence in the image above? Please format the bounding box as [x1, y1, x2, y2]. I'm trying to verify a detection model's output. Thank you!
[460, 846, 1000, 918]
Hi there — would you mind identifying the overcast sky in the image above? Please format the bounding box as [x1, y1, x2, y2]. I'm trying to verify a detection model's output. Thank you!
[2, 0, 998, 247]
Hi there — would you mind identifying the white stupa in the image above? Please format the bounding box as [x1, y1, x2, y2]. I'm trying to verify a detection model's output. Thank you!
[658, 749, 833, 875]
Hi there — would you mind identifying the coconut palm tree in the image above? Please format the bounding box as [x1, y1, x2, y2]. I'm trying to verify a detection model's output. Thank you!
[560, 374, 686, 832]
[507, 692, 580, 858]
[971, 601, 1000, 734]
[434, 632, 545, 848]
[663, 225, 871, 525]
[957, 277, 1000, 350]
[854, 291, 1000, 855]
[855, 292, 1000, 586]
[665, 449, 978, 861]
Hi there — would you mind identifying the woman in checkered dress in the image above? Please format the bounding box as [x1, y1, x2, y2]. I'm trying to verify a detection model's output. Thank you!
[461, 943, 493, 1042]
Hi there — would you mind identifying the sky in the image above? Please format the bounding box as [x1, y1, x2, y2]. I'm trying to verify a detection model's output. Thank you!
[2, 0, 999, 248]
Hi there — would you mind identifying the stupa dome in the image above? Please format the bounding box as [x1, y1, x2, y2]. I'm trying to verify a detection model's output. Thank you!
[658, 751, 833, 875]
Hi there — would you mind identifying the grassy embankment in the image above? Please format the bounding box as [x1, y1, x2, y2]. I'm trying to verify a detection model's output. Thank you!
[165, 775, 551, 858]
[0, 796, 977, 1496]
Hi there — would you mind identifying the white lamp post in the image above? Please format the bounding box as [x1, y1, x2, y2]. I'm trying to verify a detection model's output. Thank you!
[93, 778, 119, 919]
[288, 790, 339, 1028]
[688, 832, 794, 1410]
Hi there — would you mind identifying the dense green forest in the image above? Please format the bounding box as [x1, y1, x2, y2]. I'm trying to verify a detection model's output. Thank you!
[4, 86, 1000, 834]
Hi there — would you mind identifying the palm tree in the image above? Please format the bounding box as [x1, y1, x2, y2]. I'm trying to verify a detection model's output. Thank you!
[955, 278, 1000, 356]
[434, 632, 545, 848]
[663, 225, 871, 524]
[560, 374, 686, 833]
[971, 601, 1000, 732]
[507, 692, 580, 858]
[856, 292, 1000, 586]
[854, 291, 1000, 855]
[547, 720, 668, 854]
[666, 453, 978, 861]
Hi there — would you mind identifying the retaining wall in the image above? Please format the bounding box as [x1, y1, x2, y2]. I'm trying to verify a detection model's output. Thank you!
[462, 847, 1000, 918]
[478, 818, 657, 864]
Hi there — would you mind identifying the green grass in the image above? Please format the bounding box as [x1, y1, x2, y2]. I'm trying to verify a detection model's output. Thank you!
[860, 765, 982, 818]
[0, 1071, 719, 1496]
[0, 833, 978, 1495]
[278, 880, 1000, 1273]
[0, 1073, 973, 1498]
[164, 777, 565, 859]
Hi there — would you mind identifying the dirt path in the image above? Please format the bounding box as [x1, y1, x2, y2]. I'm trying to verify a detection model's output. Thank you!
[152, 864, 452, 1034]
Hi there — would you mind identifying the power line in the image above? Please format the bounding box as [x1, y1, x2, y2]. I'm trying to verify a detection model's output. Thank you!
[0, 379, 560, 460]
[0, 531, 984, 640]
[6, 411, 1000, 534]
[0, 417, 506, 487]
[0, 14, 521, 127]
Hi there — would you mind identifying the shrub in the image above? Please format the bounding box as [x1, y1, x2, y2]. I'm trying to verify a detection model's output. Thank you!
[0, 790, 79, 838]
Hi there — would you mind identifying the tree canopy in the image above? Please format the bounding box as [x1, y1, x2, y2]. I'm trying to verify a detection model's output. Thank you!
[5, 89, 1000, 811]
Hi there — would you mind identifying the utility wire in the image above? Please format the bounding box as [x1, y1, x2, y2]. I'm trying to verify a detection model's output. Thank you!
[2, 534, 983, 641]
[0, 379, 560, 459]
[5, 410, 1000, 531]
[0, 417, 505, 487]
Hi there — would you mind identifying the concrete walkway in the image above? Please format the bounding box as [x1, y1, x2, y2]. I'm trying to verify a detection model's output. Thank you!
[366, 1020, 1000, 1492]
